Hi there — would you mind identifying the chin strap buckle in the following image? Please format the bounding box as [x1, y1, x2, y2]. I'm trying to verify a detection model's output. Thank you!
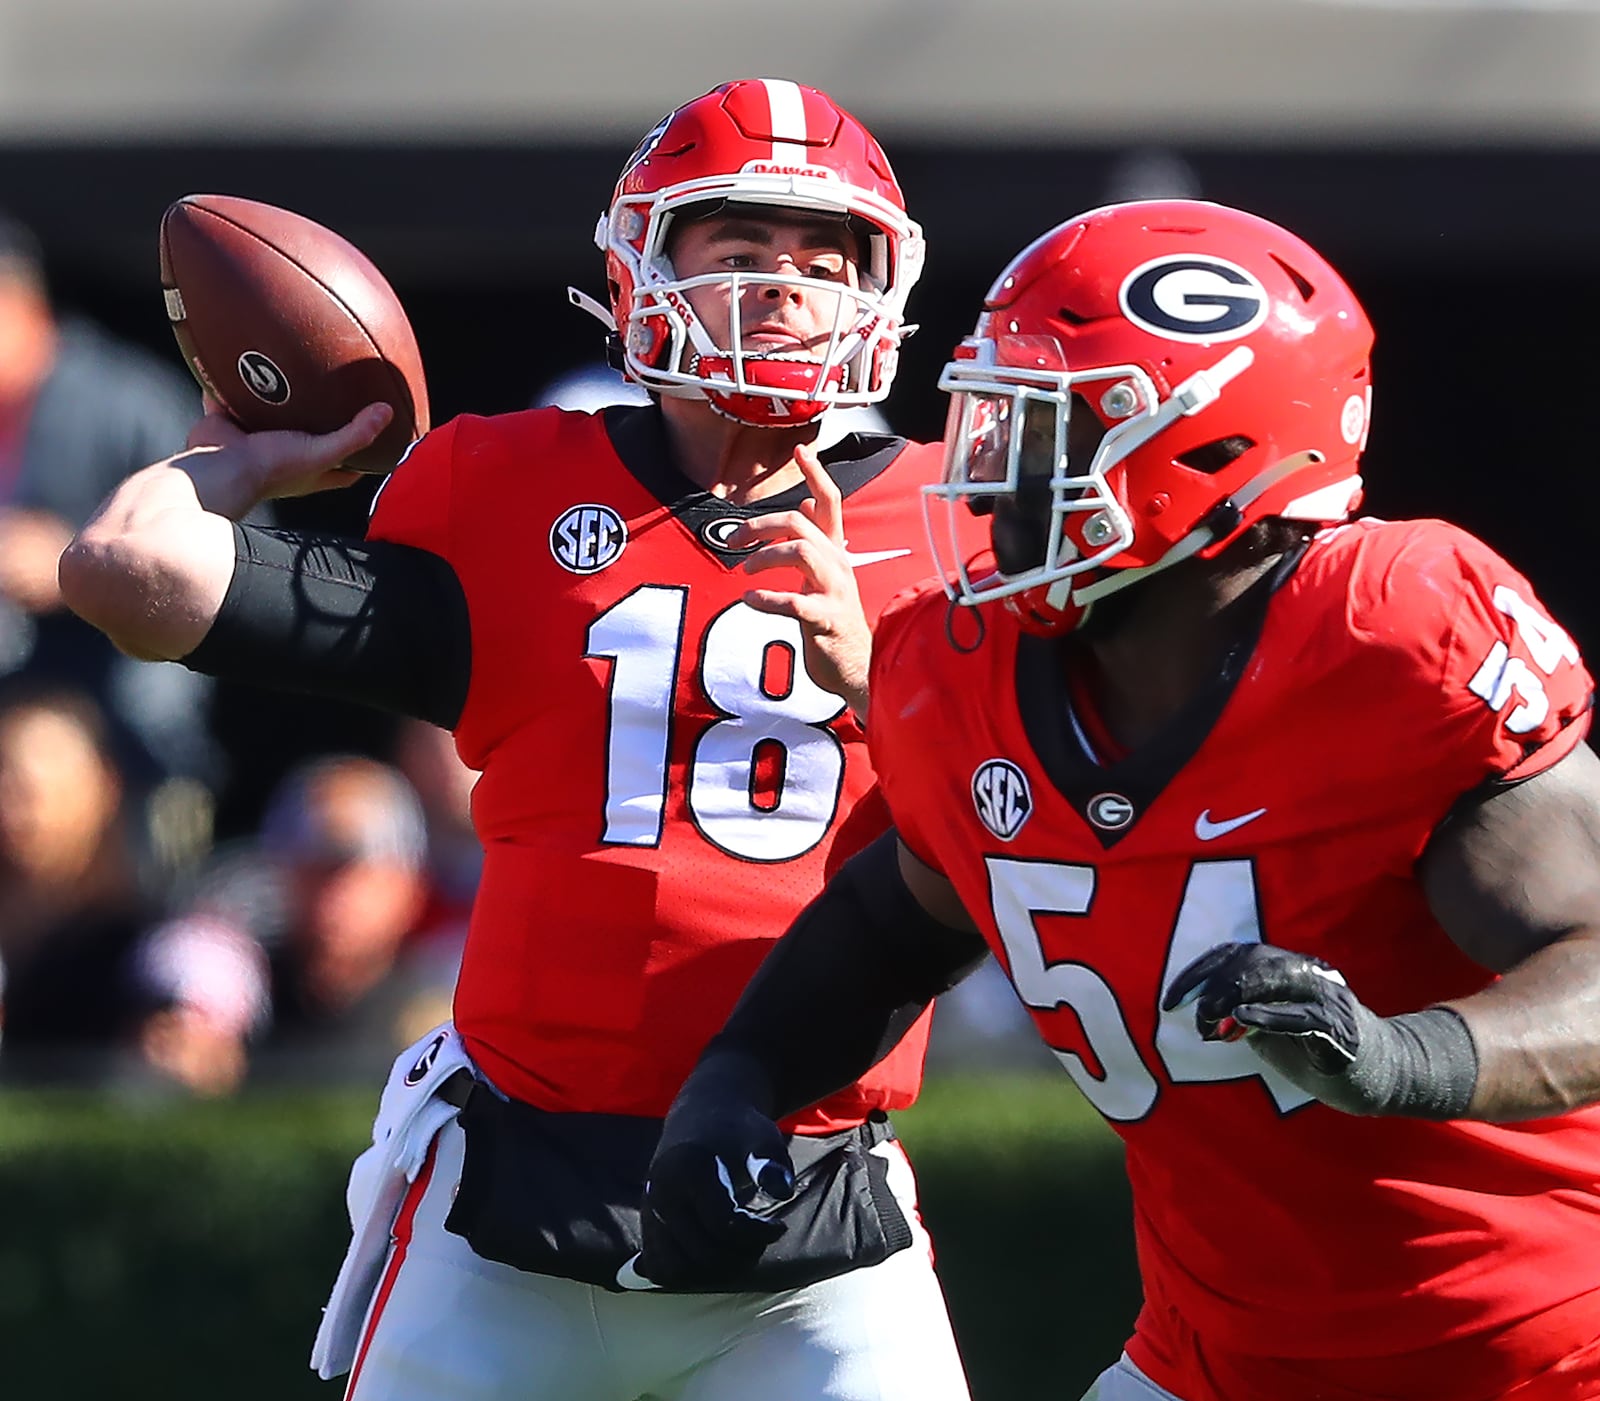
[1171, 345, 1255, 415]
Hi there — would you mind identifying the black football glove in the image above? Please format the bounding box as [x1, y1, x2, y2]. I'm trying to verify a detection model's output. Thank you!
[1162, 941, 1478, 1119]
[623, 1051, 797, 1291]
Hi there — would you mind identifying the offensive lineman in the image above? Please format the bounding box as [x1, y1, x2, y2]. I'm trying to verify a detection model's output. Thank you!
[60, 80, 981, 1401]
[639, 201, 1600, 1401]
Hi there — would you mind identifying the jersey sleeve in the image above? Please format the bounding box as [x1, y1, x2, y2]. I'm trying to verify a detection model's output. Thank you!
[866, 581, 953, 873]
[1355, 521, 1593, 795]
[365, 415, 461, 556]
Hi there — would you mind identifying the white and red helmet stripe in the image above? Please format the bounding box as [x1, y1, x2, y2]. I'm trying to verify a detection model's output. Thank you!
[759, 77, 811, 161]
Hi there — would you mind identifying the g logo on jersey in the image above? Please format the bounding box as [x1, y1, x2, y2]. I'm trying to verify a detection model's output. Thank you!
[700, 517, 759, 554]
[1119, 256, 1269, 343]
[1086, 792, 1136, 831]
[973, 759, 1032, 841]
[551, 504, 628, 575]
[237, 350, 290, 404]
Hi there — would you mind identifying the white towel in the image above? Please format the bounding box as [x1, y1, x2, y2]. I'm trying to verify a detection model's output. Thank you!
[309, 1021, 474, 1379]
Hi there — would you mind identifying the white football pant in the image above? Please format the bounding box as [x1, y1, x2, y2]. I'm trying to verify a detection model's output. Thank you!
[342, 1116, 972, 1401]
[1080, 1355, 1186, 1401]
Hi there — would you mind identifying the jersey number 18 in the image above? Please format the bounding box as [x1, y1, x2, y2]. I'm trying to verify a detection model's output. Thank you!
[587, 585, 848, 863]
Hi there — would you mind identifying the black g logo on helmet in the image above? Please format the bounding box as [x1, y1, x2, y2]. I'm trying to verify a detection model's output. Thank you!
[1119, 256, 1268, 344]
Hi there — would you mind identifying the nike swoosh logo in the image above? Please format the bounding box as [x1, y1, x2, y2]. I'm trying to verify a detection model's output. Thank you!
[842, 548, 913, 568]
[1194, 807, 1268, 841]
[615, 1252, 659, 1292]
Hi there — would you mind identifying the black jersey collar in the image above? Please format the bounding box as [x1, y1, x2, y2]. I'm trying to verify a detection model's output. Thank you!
[1015, 541, 1310, 849]
[601, 404, 910, 567]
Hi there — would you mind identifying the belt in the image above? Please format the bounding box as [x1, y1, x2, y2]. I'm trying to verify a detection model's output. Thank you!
[437, 1068, 476, 1110]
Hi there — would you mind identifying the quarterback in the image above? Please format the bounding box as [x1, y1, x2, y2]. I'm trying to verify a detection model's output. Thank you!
[61, 81, 980, 1401]
[640, 201, 1600, 1401]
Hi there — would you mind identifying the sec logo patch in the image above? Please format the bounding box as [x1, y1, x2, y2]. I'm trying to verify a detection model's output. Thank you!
[972, 759, 1032, 841]
[551, 504, 628, 574]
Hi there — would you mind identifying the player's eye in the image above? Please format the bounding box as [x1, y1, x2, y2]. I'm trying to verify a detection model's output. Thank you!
[804, 256, 846, 280]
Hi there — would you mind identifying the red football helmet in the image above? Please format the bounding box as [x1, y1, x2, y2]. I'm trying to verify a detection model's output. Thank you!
[923, 200, 1375, 633]
[592, 78, 924, 428]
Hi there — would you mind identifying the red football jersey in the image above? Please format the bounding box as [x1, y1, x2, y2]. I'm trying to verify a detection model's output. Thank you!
[870, 518, 1600, 1401]
[369, 406, 983, 1132]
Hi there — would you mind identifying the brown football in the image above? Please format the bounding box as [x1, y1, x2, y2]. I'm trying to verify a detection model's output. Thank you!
[159, 194, 429, 474]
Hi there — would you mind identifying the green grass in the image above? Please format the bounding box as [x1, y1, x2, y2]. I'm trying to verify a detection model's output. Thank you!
[895, 1076, 1138, 1400]
[896, 1071, 1120, 1156]
[0, 1086, 372, 1151]
[0, 1077, 1137, 1401]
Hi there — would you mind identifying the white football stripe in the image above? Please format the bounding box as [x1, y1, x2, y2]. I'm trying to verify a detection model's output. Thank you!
[761, 77, 809, 163]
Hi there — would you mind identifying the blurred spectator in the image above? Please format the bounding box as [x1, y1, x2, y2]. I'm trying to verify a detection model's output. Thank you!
[122, 912, 271, 1097]
[260, 755, 428, 1016]
[0, 685, 154, 1081]
[203, 754, 458, 1080]
[392, 717, 481, 944]
[0, 209, 215, 834]
[925, 959, 1055, 1075]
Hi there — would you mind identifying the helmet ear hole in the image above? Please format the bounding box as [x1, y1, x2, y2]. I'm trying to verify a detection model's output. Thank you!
[1270, 254, 1317, 302]
[1176, 436, 1256, 475]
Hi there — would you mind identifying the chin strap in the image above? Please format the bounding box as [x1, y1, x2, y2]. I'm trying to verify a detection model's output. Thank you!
[1069, 448, 1332, 612]
[567, 286, 616, 333]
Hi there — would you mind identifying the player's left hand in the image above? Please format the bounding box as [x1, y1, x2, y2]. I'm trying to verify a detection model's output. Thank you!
[1163, 941, 1361, 1071]
[732, 443, 872, 718]
[1162, 941, 1481, 1119]
[625, 1054, 796, 1292]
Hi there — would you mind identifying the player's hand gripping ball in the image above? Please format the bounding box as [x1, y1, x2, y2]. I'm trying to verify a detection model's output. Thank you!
[159, 194, 429, 474]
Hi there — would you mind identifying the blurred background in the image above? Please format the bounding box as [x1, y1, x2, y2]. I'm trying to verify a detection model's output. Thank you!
[0, 0, 1597, 1395]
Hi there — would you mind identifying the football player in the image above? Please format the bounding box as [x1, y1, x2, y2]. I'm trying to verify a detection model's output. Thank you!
[60, 80, 982, 1401]
[638, 200, 1600, 1401]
